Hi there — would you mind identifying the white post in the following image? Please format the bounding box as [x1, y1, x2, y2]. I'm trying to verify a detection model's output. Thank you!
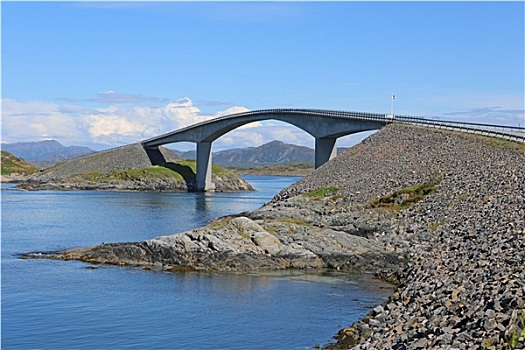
[391, 94, 396, 117]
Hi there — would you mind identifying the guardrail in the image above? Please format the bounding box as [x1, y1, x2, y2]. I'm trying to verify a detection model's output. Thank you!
[141, 108, 394, 144]
[48, 109, 523, 170]
[143, 108, 524, 144]
[393, 114, 525, 143]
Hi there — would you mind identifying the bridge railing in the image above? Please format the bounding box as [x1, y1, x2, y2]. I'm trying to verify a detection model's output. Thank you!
[393, 115, 525, 143]
[48, 109, 524, 169]
[141, 108, 393, 144]
[142, 108, 525, 145]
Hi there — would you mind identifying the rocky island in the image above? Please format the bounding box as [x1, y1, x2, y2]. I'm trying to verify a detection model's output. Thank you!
[16, 143, 253, 192]
[25, 124, 525, 349]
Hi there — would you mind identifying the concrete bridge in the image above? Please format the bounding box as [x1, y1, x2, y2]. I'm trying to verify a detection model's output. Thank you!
[141, 109, 394, 191]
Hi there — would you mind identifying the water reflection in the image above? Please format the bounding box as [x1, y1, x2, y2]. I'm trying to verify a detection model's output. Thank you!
[195, 193, 211, 212]
[2, 177, 395, 350]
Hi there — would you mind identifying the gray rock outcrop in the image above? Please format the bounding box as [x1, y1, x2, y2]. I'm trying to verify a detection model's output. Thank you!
[43, 215, 397, 273]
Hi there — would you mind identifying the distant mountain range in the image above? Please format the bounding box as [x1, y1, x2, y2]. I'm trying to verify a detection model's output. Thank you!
[173, 140, 348, 168]
[1, 140, 94, 167]
[1, 139, 349, 169]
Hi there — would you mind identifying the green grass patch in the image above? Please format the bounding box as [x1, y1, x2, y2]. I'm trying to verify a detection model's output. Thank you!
[428, 221, 445, 231]
[172, 159, 235, 176]
[260, 217, 313, 235]
[207, 218, 232, 230]
[305, 187, 339, 198]
[82, 166, 185, 182]
[370, 175, 441, 211]
[207, 218, 251, 239]
[469, 134, 525, 153]
[263, 225, 280, 235]
[237, 230, 250, 240]
[211, 164, 235, 177]
[79, 160, 235, 183]
[232, 162, 314, 176]
[161, 162, 196, 181]
[46, 161, 67, 171]
[1, 151, 38, 175]
[488, 311, 525, 349]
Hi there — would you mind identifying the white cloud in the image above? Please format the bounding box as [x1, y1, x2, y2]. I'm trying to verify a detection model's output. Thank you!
[88, 90, 167, 104]
[1, 99, 85, 144]
[82, 98, 240, 146]
[1, 97, 262, 149]
[213, 123, 314, 151]
[0, 96, 379, 152]
[238, 121, 263, 129]
[215, 106, 250, 117]
[441, 106, 525, 127]
[415, 92, 525, 127]
[216, 130, 266, 149]
[87, 115, 144, 138]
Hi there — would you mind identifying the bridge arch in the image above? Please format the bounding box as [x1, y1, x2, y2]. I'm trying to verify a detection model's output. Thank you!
[142, 109, 391, 191]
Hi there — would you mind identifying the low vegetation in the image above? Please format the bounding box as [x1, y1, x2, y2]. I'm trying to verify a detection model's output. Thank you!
[305, 186, 339, 198]
[81, 166, 185, 182]
[207, 217, 232, 231]
[505, 311, 525, 349]
[261, 217, 313, 235]
[1, 151, 38, 176]
[394, 123, 525, 153]
[79, 160, 235, 183]
[369, 175, 441, 211]
[231, 162, 314, 176]
[428, 221, 445, 231]
[468, 133, 525, 153]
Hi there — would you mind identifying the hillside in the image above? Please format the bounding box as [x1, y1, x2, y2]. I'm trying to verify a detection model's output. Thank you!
[175, 140, 348, 168]
[233, 162, 314, 176]
[20, 143, 253, 192]
[1, 151, 39, 178]
[2, 140, 94, 167]
[213, 140, 314, 167]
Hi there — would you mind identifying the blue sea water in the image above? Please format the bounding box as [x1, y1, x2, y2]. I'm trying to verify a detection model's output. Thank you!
[1, 176, 393, 350]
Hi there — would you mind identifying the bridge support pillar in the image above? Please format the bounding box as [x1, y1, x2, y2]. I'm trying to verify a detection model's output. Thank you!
[196, 141, 215, 192]
[315, 137, 337, 169]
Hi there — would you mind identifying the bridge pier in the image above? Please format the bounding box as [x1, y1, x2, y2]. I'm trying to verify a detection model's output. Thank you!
[196, 141, 215, 192]
[315, 137, 337, 169]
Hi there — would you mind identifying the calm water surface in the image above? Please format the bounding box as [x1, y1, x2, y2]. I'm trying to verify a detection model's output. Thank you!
[2, 176, 393, 349]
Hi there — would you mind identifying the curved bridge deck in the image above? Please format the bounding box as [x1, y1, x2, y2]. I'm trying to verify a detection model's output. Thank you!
[141, 108, 524, 191]
[142, 109, 394, 191]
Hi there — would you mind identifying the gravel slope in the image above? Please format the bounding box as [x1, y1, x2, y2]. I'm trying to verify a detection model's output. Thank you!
[274, 123, 525, 349]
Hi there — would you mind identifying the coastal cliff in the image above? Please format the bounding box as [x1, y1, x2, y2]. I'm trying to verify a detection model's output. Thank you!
[27, 124, 525, 349]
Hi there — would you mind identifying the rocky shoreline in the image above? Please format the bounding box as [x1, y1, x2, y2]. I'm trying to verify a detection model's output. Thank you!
[16, 173, 254, 192]
[24, 124, 525, 349]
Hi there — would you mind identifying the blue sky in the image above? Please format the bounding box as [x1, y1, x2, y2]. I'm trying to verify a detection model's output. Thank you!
[2, 1, 524, 151]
